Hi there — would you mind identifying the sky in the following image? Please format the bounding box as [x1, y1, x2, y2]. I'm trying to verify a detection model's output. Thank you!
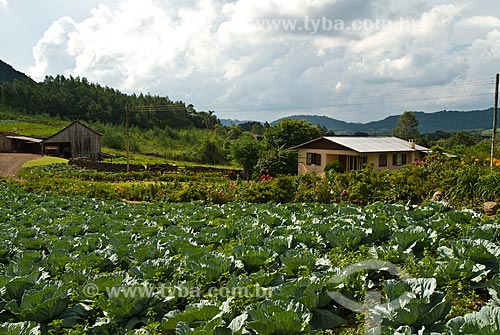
[0, 0, 500, 123]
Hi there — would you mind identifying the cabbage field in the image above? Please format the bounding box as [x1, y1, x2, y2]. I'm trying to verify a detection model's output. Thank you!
[1, 182, 500, 334]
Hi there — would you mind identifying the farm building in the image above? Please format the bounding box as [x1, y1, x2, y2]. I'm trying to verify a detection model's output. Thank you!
[294, 136, 430, 174]
[0, 132, 43, 154]
[41, 121, 102, 160]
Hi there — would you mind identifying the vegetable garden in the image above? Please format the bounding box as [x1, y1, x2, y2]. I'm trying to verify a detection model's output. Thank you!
[16, 154, 500, 209]
[1, 182, 500, 334]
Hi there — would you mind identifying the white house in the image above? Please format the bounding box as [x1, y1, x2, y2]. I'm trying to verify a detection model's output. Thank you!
[293, 137, 430, 174]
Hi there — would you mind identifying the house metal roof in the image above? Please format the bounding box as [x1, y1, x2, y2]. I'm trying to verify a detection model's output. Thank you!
[5, 135, 43, 143]
[296, 136, 430, 153]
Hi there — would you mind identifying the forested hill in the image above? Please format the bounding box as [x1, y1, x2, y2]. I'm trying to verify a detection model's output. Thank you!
[0, 73, 218, 130]
[0, 60, 31, 84]
[274, 109, 495, 134]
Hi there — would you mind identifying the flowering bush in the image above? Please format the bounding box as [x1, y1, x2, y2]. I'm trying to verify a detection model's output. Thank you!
[15, 153, 500, 209]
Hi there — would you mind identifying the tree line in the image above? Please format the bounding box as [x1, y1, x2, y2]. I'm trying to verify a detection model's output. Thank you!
[0, 75, 218, 130]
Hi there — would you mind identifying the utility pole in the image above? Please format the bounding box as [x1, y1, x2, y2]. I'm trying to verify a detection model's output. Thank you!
[126, 106, 130, 172]
[491, 73, 499, 170]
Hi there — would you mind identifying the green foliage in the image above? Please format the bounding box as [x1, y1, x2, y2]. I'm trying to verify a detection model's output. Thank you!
[377, 278, 452, 333]
[0, 75, 217, 130]
[324, 161, 344, 174]
[93, 122, 232, 164]
[22, 156, 68, 168]
[446, 306, 500, 334]
[430, 145, 445, 155]
[265, 119, 323, 148]
[0, 119, 64, 137]
[446, 164, 485, 207]
[16, 147, 500, 209]
[246, 300, 312, 334]
[272, 110, 496, 135]
[0, 183, 496, 333]
[255, 147, 298, 176]
[393, 111, 420, 140]
[439, 131, 484, 149]
[0, 60, 30, 84]
[5, 283, 71, 323]
[343, 164, 388, 206]
[230, 137, 263, 178]
[199, 137, 226, 165]
[238, 121, 265, 135]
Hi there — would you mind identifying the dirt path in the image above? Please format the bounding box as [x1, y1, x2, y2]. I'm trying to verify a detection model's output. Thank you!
[0, 153, 41, 177]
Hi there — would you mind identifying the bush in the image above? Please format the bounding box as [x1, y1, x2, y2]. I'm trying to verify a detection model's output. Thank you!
[324, 161, 344, 173]
[255, 148, 298, 177]
[268, 175, 297, 203]
[385, 164, 430, 204]
[21, 152, 500, 209]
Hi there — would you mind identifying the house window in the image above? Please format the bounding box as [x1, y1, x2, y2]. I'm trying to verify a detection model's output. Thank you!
[379, 154, 387, 167]
[392, 153, 407, 166]
[306, 153, 321, 166]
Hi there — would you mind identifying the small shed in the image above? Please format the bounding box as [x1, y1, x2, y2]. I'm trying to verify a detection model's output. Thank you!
[42, 121, 102, 160]
[0, 133, 43, 154]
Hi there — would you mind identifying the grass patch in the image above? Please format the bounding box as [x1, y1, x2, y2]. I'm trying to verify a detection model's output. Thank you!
[102, 147, 236, 168]
[0, 121, 63, 137]
[23, 156, 68, 168]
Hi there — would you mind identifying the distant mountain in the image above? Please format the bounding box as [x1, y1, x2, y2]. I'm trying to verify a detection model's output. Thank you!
[273, 109, 495, 135]
[0, 59, 31, 84]
[220, 119, 254, 126]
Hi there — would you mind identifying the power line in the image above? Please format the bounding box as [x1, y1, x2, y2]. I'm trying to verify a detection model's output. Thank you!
[229, 78, 494, 105]
[1, 76, 494, 119]
[237, 83, 493, 107]
[214, 92, 492, 114]
[116, 82, 492, 114]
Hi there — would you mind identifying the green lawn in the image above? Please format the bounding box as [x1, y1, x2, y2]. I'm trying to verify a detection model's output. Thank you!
[23, 156, 68, 168]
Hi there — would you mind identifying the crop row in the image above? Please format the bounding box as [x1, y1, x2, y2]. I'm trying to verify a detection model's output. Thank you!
[0, 183, 499, 334]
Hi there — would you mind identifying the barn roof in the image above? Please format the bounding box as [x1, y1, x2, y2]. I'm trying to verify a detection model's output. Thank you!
[42, 121, 102, 143]
[293, 136, 430, 153]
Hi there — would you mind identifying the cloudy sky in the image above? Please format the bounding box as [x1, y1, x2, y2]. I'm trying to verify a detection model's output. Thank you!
[1, 0, 499, 122]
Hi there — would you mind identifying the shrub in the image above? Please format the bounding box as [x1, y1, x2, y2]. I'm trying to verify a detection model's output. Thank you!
[255, 148, 298, 177]
[385, 164, 429, 204]
[268, 175, 297, 203]
[324, 160, 344, 173]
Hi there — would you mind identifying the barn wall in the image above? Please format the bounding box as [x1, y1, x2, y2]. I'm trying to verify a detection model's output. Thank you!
[44, 122, 101, 160]
[11, 140, 41, 154]
[0, 135, 12, 152]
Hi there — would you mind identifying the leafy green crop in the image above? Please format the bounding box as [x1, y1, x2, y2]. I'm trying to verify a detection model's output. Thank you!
[0, 183, 495, 333]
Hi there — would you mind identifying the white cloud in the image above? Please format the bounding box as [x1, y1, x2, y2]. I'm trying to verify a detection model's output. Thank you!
[29, 17, 78, 80]
[0, 0, 7, 9]
[465, 29, 500, 79]
[27, 0, 500, 122]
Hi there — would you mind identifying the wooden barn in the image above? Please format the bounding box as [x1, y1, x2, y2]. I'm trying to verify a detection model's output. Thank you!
[0, 132, 43, 154]
[42, 121, 102, 160]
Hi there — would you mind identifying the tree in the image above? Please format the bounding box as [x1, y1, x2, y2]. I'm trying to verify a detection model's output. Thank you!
[200, 137, 224, 165]
[230, 137, 263, 179]
[255, 146, 298, 176]
[393, 112, 420, 140]
[265, 119, 323, 148]
[440, 131, 483, 148]
[226, 125, 243, 140]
